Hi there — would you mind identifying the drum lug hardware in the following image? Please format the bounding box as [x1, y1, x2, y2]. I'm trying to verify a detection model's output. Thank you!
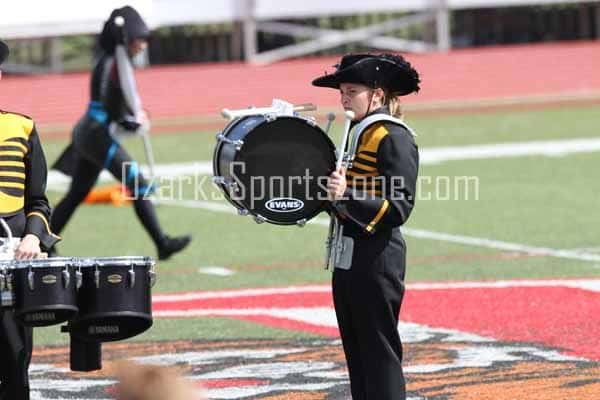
[228, 181, 239, 191]
[237, 208, 249, 216]
[27, 266, 34, 291]
[253, 215, 266, 224]
[62, 268, 70, 288]
[0, 272, 5, 291]
[94, 264, 100, 289]
[304, 116, 317, 126]
[6, 274, 12, 291]
[296, 219, 307, 227]
[264, 113, 277, 122]
[149, 269, 157, 288]
[128, 265, 136, 288]
[213, 176, 239, 191]
[216, 134, 244, 151]
[76, 269, 83, 289]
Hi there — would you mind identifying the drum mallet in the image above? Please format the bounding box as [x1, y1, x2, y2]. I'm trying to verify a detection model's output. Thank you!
[324, 112, 336, 136]
[221, 103, 317, 120]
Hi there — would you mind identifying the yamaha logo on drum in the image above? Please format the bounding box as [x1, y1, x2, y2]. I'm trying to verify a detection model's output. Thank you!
[25, 312, 56, 322]
[265, 198, 305, 213]
[88, 325, 120, 335]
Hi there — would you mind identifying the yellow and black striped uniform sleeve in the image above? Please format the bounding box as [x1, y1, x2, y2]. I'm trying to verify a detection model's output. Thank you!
[340, 121, 419, 234]
[0, 111, 60, 248]
[0, 111, 32, 214]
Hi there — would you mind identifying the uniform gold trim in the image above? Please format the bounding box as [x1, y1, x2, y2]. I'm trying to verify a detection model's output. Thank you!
[366, 200, 389, 233]
[351, 161, 377, 172]
[360, 124, 389, 153]
[357, 152, 377, 163]
[0, 181, 25, 189]
[0, 161, 25, 168]
[26, 212, 61, 238]
[1, 171, 25, 179]
[1, 141, 28, 153]
[0, 150, 25, 157]
[347, 170, 378, 177]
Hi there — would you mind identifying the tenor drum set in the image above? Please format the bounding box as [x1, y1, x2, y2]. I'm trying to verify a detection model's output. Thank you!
[0, 255, 155, 342]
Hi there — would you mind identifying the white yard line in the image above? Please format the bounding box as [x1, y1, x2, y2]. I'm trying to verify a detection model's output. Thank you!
[400, 228, 600, 263]
[419, 137, 600, 164]
[154, 198, 600, 265]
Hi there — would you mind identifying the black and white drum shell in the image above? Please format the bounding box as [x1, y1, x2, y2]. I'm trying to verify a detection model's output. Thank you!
[213, 115, 336, 225]
[69, 256, 154, 342]
[10, 257, 79, 327]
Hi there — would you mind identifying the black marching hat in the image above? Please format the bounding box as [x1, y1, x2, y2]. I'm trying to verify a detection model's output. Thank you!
[0, 39, 9, 66]
[312, 53, 420, 96]
[99, 5, 150, 53]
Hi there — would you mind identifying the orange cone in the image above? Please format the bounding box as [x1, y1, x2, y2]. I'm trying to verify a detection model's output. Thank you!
[84, 184, 131, 206]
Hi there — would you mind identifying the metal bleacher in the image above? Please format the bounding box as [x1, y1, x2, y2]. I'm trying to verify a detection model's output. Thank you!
[0, 0, 599, 72]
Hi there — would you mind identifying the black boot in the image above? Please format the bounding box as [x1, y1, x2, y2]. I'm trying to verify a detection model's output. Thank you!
[158, 235, 191, 260]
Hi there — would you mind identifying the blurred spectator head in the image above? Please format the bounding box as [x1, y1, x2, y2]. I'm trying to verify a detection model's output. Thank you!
[113, 361, 204, 400]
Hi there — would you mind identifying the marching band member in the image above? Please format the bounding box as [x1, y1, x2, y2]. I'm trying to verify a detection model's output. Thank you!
[0, 38, 60, 400]
[313, 53, 420, 400]
[50, 5, 191, 260]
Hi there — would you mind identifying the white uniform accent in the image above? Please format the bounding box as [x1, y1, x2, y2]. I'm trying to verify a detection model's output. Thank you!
[348, 113, 416, 163]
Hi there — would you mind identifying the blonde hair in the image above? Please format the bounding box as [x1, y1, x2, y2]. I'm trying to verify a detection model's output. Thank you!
[383, 90, 403, 119]
[387, 97, 403, 119]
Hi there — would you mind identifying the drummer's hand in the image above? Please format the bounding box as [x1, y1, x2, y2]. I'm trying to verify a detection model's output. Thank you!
[327, 168, 347, 200]
[15, 234, 42, 260]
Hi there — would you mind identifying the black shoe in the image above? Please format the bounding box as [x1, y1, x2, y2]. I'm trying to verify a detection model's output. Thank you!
[158, 235, 191, 260]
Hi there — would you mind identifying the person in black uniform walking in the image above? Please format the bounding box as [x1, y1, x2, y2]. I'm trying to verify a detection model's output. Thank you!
[313, 53, 420, 400]
[0, 38, 60, 400]
[50, 6, 190, 260]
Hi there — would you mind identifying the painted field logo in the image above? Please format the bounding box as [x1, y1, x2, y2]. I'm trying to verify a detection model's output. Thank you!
[265, 197, 304, 212]
[30, 337, 600, 400]
[29, 282, 600, 399]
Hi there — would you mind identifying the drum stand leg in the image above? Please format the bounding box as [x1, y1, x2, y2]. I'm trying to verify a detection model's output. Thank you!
[325, 217, 343, 270]
[68, 332, 102, 372]
[324, 216, 335, 269]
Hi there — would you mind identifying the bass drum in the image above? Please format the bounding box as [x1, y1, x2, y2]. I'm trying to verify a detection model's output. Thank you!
[213, 115, 336, 225]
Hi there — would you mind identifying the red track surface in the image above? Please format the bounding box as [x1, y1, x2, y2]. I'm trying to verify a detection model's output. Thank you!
[1, 41, 599, 129]
[153, 283, 600, 361]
